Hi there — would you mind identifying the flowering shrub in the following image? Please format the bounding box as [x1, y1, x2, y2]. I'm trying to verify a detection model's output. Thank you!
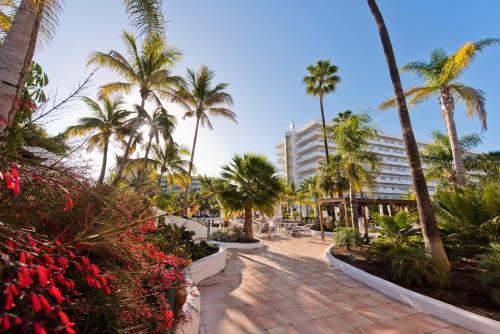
[0, 224, 112, 333]
[0, 162, 190, 333]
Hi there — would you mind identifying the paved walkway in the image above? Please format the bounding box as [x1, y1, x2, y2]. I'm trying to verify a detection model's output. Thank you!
[198, 236, 473, 334]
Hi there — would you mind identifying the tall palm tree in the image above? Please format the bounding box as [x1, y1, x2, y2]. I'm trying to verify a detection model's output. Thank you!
[134, 107, 176, 190]
[380, 39, 499, 187]
[219, 153, 284, 239]
[65, 96, 130, 185]
[87, 31, 182, 184]
[367, 0, 450, 270]
[421, 131, 481, 187]
[173, 65, 236, 208]
[329, 111, 380, 234]
[0, 0, 166, 132]
[303, 60, 341, 163]
[319, 154, 349, 198]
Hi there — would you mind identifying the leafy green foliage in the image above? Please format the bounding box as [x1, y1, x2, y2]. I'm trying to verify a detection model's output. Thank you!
[211, 226, 257, 243]
[477, 243, 500, 306]
[303, 60, 341, 97]
[332, 227, 361, 250]
[373, 211, 418, 244]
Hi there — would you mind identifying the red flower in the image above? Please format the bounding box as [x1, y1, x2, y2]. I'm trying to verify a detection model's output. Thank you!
[62, 193, 74, 211]
[18, 266, 32, 288]
[48, 285, 64, 304]
[37, 265, 48, 287]
[31, 293, 42, 313]
[2, 314, 10, 330]
[19, 251, 27, 264]
[34, 322, 47, 334]
[14, 316, 23, 325]
[4, 287, 15, 311]
[66, 327, 76, 334]
[91, 264, 100, 276]
[39, 295, 52, 313]
[58, 310, 71, 324]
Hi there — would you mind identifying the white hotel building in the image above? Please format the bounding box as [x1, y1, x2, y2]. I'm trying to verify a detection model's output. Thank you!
[276, 119, 436, 199]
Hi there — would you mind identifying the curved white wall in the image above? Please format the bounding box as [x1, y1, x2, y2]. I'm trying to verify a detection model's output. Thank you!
[185, 246, 226, 284]
[310, 230, 334, 237]
[324, 245, 500, 334]
[175, 276, 200, 334]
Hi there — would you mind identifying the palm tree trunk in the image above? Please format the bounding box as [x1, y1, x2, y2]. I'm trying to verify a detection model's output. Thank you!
[319, 94, 330, 163]
[243, 205, 253, 239]
[183, 115, 201, 211]
[367, 0, 450, 270]
[97, 137, 109, 185]
[349, 183, 358, 231]
[0, 0, 43, 132]
[112, 96, 146, 185]
[134, 131, 154, 191]
[439, 90, 467, 187]
[157, 168, 165, 187]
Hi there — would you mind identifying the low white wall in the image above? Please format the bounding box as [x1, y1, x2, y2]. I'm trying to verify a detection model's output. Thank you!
[185, 245, 226, 285]
[214, 239, 264, 249]
[324, 245, 500, 334]
[175, 276, 200, 334]
[310, 230, 334, 237]
[152, 207, 209, 240]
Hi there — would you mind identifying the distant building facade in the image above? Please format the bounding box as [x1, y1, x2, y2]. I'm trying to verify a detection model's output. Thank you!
[276, 119, 436, 199]
[161, 176, 202, 193]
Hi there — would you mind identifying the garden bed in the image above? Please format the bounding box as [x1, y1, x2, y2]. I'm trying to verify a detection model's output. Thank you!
[330, 246, 500, 322]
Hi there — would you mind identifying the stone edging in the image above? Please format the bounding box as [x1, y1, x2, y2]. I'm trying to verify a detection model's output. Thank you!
[175, 275, 200, 334]
[324, 244, 500, 334]
[185, 245, 227, 284]
[310, 230, 334, 237]
[213, 239, 264, 249]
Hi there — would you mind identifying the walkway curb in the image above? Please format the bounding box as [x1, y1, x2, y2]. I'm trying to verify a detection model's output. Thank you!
[213, 239, 264, 249]
[324, 244, 500, 334]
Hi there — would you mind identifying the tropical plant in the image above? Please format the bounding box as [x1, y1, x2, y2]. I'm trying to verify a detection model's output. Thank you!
[65, 96, 130, 185]
[219, 153, 284, 239]
[367, 0, 450, 270]
[134, 107, 176, 190]
[477, 243, 500, 306]
[319, 154, 349, 198]
[373, 211, 418, 244]
[303, 60, 341, 162]
[328, 111, 380, 234]
[87, 31, 182, 184]
[172, 65, 236, 208]
[300, 175, 323, 219]
[0, 0, 167, 131]
[153, 142, 190, 188]
[433, 184, 500, 256]
[421, 131, 481, 187]
[380, 39, 499, 187]
[211, 226, 252, 243]
[332, 227, 361, 250]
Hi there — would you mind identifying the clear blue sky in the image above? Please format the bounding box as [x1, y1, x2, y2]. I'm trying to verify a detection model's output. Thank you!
[37, 0, 500, 175]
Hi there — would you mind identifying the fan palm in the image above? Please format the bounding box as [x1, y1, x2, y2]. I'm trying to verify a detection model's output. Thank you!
[65, 96, 130, 185]
[219, 153, 284, 239]
[0, 0, 166, 132]
[367, 0, 450, 270]
[303, 60, 341, 163]
[87, 31, 182, 184]
[380, 39, 499, 187]
[329, 111, 380, 233]
[134, 107, 176, 190]
[421, 131, 481, 187]
[173, 65, 236, 207]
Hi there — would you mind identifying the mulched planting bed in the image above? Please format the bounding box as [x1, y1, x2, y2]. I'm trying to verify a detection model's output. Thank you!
[331, 247, 500, 321]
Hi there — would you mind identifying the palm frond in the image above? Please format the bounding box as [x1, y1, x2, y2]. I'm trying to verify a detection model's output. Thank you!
[123, 0, 165, 36]
[450, 84, 487, 130]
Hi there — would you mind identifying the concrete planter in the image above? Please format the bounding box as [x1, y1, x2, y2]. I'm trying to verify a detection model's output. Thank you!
[214, 239, 264, 249]
[185, 245, 227, 284]
[310, 229, 334, 237]
[175, 276, 200, 334]
[324, 244, 500, 334]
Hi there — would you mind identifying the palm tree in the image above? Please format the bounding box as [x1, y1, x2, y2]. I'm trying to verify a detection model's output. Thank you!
[422, 131, 481, 188]
[134, 107, 176, 190]
[303, 60, 341, 163]
[87, 31, 182, 184]
[380, 39, 499, 187]
[319, 154, 349, 198]
[0, 0, 166, 132]
[367, 0, 450, 270]
[329, 111, 380, 234]
[219, 153, 284, 239]
[173, 65, 236, 208]
[65, 96, 130, 185]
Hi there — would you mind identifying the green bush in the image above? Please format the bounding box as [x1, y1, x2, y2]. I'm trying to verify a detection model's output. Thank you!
[211, 226, 257, 243]
[477, 243, 500, 306]
[389, 246, 449, 287]
[366, 237, 393, 262]
[332, 227, 361, 250]
[373, 211, 418, 244]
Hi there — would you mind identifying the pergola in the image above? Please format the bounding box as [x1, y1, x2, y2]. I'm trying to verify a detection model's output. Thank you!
[317, 197, 417, 240]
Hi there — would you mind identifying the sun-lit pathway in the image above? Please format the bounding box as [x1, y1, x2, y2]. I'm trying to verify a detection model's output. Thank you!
[198, 236, 473, 334]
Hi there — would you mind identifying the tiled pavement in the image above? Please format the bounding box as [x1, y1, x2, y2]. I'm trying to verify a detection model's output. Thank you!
[198, 236, 473, 334]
